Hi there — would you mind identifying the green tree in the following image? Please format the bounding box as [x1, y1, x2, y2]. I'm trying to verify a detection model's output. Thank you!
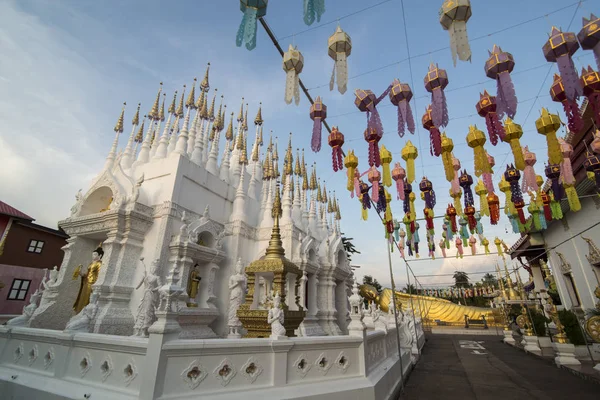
[453, 271, 470, 288]
[403, 284, 416, 294]
[362, 275, 382, 294]
[481, 273, 497, 288]
[341, 235, 361, 262]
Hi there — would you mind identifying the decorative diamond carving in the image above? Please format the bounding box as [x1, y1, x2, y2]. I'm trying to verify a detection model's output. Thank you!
[556, 252, 571, 274]
[314, 352, 332, 375]
[213, 358, 236, 387]
[583, 237, 600, 267]
[241, 357, 263, 384]
[123, 359, 137, 386]
[181, 360, 208, 390]
[14, 343, 24, 362]
[335, 351, 350, 373]
[292, 353, 311, 378]
[100, 355, 113, 382]
[28, 345, 38, 365]
[80, 352, 92, 377]
[44, 348, 55, 370]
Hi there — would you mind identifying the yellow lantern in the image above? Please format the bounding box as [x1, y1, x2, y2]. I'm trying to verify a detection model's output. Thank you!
[466, 125, 492, 176]
[380, 145, 393, 187]
[440, 133, 455, 181]
[475, 179, 489, 216]
[401, 140, 418, 184]
[344, 150, 358, 193]
[535, 108, 563, 165]
[503, 118, 525, 171]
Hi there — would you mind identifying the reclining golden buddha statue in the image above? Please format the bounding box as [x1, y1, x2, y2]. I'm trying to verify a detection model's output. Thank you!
[359, 284, 499, 325]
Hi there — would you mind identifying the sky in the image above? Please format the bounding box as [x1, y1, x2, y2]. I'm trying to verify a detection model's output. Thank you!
[0, 0, 596, 290]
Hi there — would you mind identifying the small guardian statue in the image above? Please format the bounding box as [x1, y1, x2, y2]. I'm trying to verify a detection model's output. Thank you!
[186, 264, 202, 307]
[6, 290, 42, 327]
[65, 291, 99, 332]
[228, 258, 247, 338]
[132, 259, 161, 337]
[267, 292, 286, 339]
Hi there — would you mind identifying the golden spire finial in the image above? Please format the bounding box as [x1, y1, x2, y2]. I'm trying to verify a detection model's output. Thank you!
[200, 90, 211, 119]
[114, 102, 126, 133]
[200, 62, 210, 92]
[240, 130, 248, 165]
[310, 163, 317, 190]
[237, 98, 244, 122]
[220, 99, 226, 131]
[265, 182, 285, 260]
[243, 104, 249, 131]
[267, 133, 273, 153]
[226, 112, 234, 141]
[186, 78, 197, 109]
[135, 115, 146, 143]
[328, 195, 333, 213]
[208, 90, 217, 121]
[158, 94, 166, 121]
[148, 82, 163, 120]
[132, 103, 141, 126]
[254, 102, 264, 125]
[168, 91, 178, 115]
[263, 151, 271, 180]
[302, 164, 309, 190]
[317, 179, 323, 202]
[258, 125, 264, 146]
[216, 95, 224, 130]
[323, 185, 328, 204]
[294, 149, 302, 176]
[236, 120, 244, 150]
[195, 89, 205, 110]
[176, 85, 185, 117]
[273, 137, 279, 161]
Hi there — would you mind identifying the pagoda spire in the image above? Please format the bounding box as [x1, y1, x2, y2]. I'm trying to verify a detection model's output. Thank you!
[154, 91, 178, 159]
[104, 102, 126, 171]
[230, 164, 247, 222]
[186, 78, 199, 155]
[207, 105, 227, 176]
[202, 89, 218, 163]
[149, 94, 166, 159]
[175, 81, 194, 155]
[136, 83, 162, 165]
[121, 102, 141, 169]
[133, 115, 146, 155]
[200, 62, 210, 92]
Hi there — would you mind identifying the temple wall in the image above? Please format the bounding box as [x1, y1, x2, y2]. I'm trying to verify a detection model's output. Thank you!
[0, 324, 419, 400]
[542, 195, 600, 311]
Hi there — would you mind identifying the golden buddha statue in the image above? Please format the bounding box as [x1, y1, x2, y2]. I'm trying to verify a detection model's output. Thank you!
[186, 264, 202, 307]
[359, 284, 499, 325]
[72, 247, 103, 314]
[100, 197, 113, 212]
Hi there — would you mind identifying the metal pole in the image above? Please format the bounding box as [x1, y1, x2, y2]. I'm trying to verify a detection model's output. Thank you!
[405, 261, 421, 354]
[386, 239, 405, 393]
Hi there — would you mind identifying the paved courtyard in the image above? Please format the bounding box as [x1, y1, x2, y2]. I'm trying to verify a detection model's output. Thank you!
[400, 334, 598, 400]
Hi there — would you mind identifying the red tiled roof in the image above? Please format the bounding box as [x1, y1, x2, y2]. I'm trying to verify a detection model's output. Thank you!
[0, 200, 34, 221]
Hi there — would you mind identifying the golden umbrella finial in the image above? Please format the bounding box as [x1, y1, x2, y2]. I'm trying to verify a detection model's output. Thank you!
[237, 98, 245, 122]
[265, 182, 285, 260]
[254, 102, 264, 125]
[186, 78, 197, 109]
[168, 91, 178, 115]
[208, 89, 217, 121]
[176, 85, 185, 117]
[148, 82, 163, 120]
[251, 133, 260, 162]
[216, 95, 224, 130]
[243, 104, 249, 131]
[200, 89, 211, 119]
[310, 163, 317, 190]
[195, 89, 205, 111]
[132, 103, 141, 126]
[240, 129, 248, 165]
[226, 112, 234, 141]
[317, 179, 323, 202]
[302, 163, 309, 190]
[273, 137, 279, 160]
[236, 123, 244, 150]
[295, 148, 302, 176]
[200, 62, 210, 92]
[263, 150, 271, 180]
[158, 95, 166, 121]
[114, 102, 126, 133]
[135, 115, 146, 143]
[322, 184, 328, 203]
[258, 125, 264, 146]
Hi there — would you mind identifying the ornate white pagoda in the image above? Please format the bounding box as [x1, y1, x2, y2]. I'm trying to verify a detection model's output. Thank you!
[0, 65, 423, 399]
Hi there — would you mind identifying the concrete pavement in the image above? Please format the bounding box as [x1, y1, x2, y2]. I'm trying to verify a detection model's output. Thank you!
[400, 334, 598, 400]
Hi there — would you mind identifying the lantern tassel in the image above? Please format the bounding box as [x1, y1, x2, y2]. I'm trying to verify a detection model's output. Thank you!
[442, 151, 454, 181]
[332, 147, 343, 172]
[480, 193, 489, 216]
[397, 102, 405, 138]
[285, 69, 296, 105]
[334, 52, 348, 95]
[562, 99, 584, 133]
[522, 165, 538, 192]
[564, 184, 581, 212]
[236, 7, 259, 51]
[404, 100, 416, 134]
[497, 72, 517, 119]
[561, 154, 575, 185]
[431, 89, 449, 128]
[546, 131, 563, 165]
[311, 118, 322, 152]
[455, 238, 464, 258]
[509, 139, 526, 171]
[473, 146, 491, 177]
[303, 0, 325, 26]
[449, 21, 472, 66]
[371, 180, 379, 203]
[406, 157, 415, 184]
[557, 56, 582, 101]
[429, 127, 442, 157]
[485, 114, 500, 146]
[483, 172, 494, 194]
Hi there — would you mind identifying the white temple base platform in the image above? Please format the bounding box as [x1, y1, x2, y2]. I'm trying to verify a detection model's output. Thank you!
[522, 335, 542, 356]
[552, 342, 581, 367]
[503, 329, 516, 345]
[0, 324, 416, 400]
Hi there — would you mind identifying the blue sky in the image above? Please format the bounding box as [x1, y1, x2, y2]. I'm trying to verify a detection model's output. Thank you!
[0, 0, 596, 289]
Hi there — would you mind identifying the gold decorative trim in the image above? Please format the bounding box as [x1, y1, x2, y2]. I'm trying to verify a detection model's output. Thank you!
[582, 237, 600, 267]
[556, 252, 572, 274]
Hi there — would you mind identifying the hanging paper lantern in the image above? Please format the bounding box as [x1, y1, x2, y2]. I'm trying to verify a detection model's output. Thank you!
[283, 44, 304, 105]
[303, 0, 326, 26]
[398, 228, 406, 258]
[564, 182, 581, 212]
[390, 80, 416, 137]
[475, 179, 489, 216]
[535, 108, 563, 165]
[355, 87, 391, 163]
[540, 191, 553, 222]
[424, 63, 449, 128]
[376, 185, 387, 214]
[459, 170, 474, 207]
[481, 237, 490, 254]
[578, 14, 600, 70]
[419, 177, 436, 233]
[328, 25, 351, 94]
[483, 151, 496, 194]
[494, 237, 504, 257]
[543, 27, 582, 101]
[343, 150, 358, 194]
[476, 90, 506, 146]
[368, 166, 381, 203]
[310, 96, 327, 152]
[545, 163, 563, 201]
[403, 180, 413, 217]
[487, 192, 500, 225]
[466, 125, 492, 177]
[485, 45, 517, 119]
[441, 133, 455, 181]
[455, 236, 464, 259]
[439, 0, 472, 66]
[327, 126, 344, 172]
[422, 105, 442, 156]
[580, 66, 600, 128]
[504, 164, 526, 224]
[464, 205, 477, 232]
[583, 151, 600, 192]
[446, 204, 457, 235]
[550, 74, 584, 133]
[380, 145, 393, 188]
[392, 162, 406, 200]
[359, 180, 371, 213]
[401, 140, 418, 184]
[413, 221, 420, 258]
[236, 0, 268, 51]
[498, 175, 513, 216]
[503, 118, 525, 171]
[521, 146, 538, 192]
[558, 138, 576, 186]
[469, 236, 477, 255]
[439, 238, 447, 258]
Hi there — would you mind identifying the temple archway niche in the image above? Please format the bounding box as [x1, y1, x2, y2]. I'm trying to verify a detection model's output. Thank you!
[308, 249, 317, 263]
[197, 231, 215, 248]
[337, 249, 347, 269]
[80, 187, 113, 216]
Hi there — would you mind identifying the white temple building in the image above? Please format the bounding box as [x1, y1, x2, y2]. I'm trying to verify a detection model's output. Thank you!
[0, 66, 424, 399]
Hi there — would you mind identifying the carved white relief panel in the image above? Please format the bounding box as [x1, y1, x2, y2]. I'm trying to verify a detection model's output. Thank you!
[241, 356, 264, 384]
[314, 352, 332, 375]
[100, 355, 113, 382]
[181, 360, 208, 390]
[334, 351, 350, 373]
[123, 358, 137, 386]
[292, 353, 312, 378]
[213, 358, 237, 387]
